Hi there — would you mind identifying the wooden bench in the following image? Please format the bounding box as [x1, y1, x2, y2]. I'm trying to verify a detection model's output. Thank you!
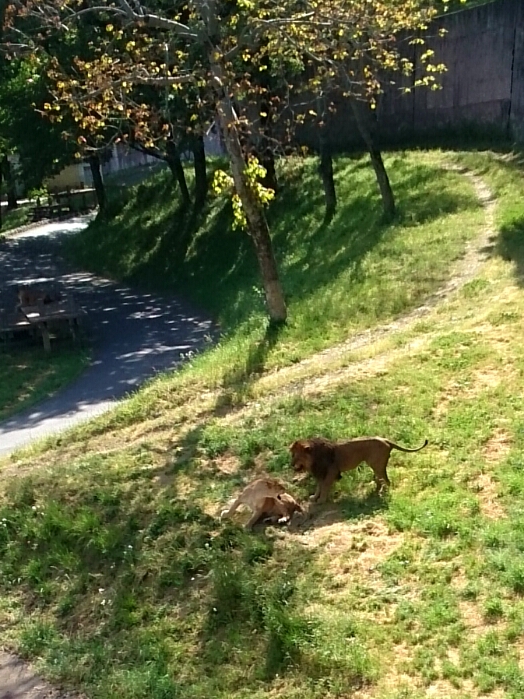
[30, 204, 71, 223]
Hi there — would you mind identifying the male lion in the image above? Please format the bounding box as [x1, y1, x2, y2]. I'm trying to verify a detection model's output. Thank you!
[220, 477, 304, 530]
[290, 436, 428, 502]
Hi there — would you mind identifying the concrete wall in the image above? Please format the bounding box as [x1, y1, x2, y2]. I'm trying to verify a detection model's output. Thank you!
[299, 0, 524, 151]
[46, 163, 87, 193]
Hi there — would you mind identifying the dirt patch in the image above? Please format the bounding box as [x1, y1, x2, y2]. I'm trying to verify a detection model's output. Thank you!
[463, 682, 505, 699]
[433, 379, 467, 419]
[472, 367, 507, 390]
[516, 642, 524, 671]
[473, 472, 505, 520]
[459, 600, 485, 635]
[482, 428, 512, 465]
[425, 679, 463, 698]
[333, 643, 416, 699]
[298, 516, 401, 554]
[293, 517, 407, 610]
[450, 568, 469, 592]
[213, 453, 242, 475]
[434, 363, 514, 419]
[459, 599, 506, 638]
[425, 679, 505, 698]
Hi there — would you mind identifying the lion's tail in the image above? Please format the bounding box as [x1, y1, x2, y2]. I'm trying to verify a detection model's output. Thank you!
[219, 495, 242, 520]
[387, 438, 428, 454]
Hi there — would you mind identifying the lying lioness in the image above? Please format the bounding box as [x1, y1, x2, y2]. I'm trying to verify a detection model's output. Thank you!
[290, 436, 428, 502]
[17, 286, 60, 308]
[220, 477, 304, 530]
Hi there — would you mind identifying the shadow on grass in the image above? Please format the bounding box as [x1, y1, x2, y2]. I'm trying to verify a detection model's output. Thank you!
[291, 489, 388, 535]
[220, 321, 284, 392]
[270, 157, 478, 306]
[0, 450, 334, 691]
[200, 531, 321, 683]
[498, 217, 524, 285]
[73, 153, 481, 339]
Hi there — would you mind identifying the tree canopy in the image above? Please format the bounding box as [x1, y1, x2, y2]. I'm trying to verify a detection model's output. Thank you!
[3, 0, 451, 321]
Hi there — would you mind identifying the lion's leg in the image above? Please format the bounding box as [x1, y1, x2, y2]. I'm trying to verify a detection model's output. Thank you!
[245, 507, 266, 530]
[245, 498, 276, 530]
[310, 480, 323, 502]
[316, 470, 339, 504]
[369, 454, 391, 494]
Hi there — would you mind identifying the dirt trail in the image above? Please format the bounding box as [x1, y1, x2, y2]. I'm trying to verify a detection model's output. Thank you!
[254, 165, 496, 397]
[0, 165, 496, 697]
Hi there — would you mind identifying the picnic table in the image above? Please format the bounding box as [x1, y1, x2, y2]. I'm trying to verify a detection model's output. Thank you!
[0, 292, 84, 352]
[20, 297, 83, 351]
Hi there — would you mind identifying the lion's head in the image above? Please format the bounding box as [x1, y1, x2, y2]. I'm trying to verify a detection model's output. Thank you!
[276, 491, 304, 515]
[289, 438, 336, 480]
[289, 439, 315, 473]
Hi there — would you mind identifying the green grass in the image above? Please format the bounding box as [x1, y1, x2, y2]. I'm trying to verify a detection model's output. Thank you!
[0, 344, 90, 422]
[0, 204, 30, 236]
[1, 149, 524, 699]
[68, 152, 483, 377]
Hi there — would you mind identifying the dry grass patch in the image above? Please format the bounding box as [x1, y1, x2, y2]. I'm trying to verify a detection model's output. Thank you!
[459, 599, 506, 637]
[482, 428, 512, 465]
[295, 518, 407, 611]
[424, 678, 506, 699]
[213, 453, 242, 476]
[473, 472, 505, 520]
[433, 359, 516, 419]
[451, 568, 470, 593]
[425, 679, 465, 698]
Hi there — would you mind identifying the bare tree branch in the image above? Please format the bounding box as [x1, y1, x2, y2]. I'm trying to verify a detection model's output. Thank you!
[117, 0, 198, 38]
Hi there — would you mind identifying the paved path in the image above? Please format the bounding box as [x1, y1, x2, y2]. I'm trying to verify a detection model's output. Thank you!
[0, 217, 215, 456]
[0, 652, 82, 698]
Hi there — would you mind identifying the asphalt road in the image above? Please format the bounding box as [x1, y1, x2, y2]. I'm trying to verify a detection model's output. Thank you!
[0, 217, 215, 456]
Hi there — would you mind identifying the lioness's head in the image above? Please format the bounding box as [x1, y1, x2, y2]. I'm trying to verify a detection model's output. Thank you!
[289, 440, 314, 473]
[276, 492, 304, 515]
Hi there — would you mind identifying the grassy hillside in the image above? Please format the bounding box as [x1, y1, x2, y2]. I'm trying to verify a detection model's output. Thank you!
[1, 149, 524, 699]
[0, 204, 30, 236]
[0, 344, 90, 421]
[69, 152, 483, 378]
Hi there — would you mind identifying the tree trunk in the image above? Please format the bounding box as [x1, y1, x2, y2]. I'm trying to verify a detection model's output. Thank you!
[2, 156, 17, 210]
[0, 0, 7, 44]
[318, 128, 336, 222]
[257, 98, 278, 192]
[316, 97, 336, 221]
[319, 149, 336, 222]
[166, 140, 190, 207]
[192, 135, 208, 208]
[0, 161, 3, 230]
[259, 149, 278, 193]
[88, 154, 106, 213]
[350, 101, 396, 220]
[211, 63, 287, 323]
